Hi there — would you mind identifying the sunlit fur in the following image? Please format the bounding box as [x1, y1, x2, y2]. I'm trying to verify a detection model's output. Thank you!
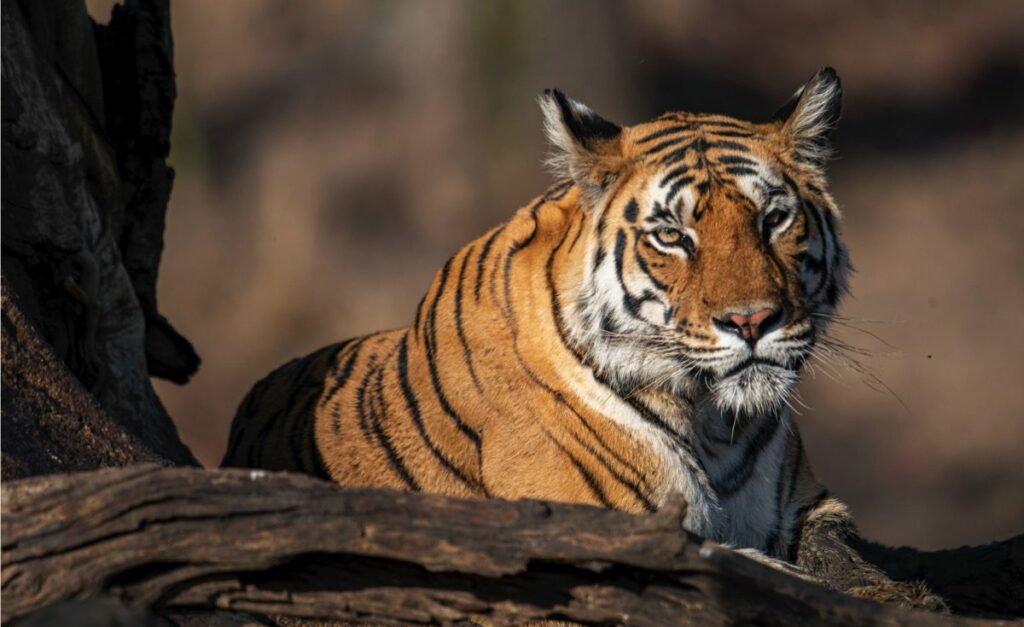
[223, 68, 852, 560]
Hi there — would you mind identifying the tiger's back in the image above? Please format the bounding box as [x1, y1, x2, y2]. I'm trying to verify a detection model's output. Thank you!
[224, 200, 679, 511]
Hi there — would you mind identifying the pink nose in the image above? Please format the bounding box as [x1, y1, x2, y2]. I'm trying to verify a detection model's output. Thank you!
[715, 307, 782, 343]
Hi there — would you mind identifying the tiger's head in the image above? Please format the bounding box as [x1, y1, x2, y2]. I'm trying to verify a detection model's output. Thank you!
[541, 68, 849, 418]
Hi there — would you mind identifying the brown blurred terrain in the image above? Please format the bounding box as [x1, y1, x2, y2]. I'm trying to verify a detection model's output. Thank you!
[87, 0, 1024, 550]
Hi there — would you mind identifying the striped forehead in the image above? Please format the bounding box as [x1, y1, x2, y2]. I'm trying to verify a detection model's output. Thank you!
[632, 132, 785, 223]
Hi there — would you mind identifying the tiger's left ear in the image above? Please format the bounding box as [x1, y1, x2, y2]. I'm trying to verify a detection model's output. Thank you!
[772, 67, 842, 167]
[539, 89, 625, 206]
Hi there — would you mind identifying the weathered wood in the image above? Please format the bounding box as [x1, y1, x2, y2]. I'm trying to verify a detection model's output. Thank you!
[1, 280, 168, 478]
[2, 465, 1017, 626]
[1, 0, 197, 467]
[94, 0, 201, 384]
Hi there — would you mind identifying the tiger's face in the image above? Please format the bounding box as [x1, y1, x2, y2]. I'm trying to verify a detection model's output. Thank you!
[542, 69, 848, 417]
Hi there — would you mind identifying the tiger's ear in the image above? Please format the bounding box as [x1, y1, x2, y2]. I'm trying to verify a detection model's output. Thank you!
[772, 67, 842, 166]
[539, 89, 624, 206]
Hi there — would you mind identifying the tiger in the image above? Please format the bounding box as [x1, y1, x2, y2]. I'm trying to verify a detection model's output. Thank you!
[221, 68, 937, 605]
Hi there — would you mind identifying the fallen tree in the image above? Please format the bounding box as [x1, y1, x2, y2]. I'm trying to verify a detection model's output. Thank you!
[2, 465, 1020, 626]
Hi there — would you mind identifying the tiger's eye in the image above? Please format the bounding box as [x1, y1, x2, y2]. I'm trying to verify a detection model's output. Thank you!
[764, 209, 788, 230]
[654, 227, 682, 245]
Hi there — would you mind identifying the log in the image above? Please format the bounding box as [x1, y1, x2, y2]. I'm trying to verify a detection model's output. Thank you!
[3, 465, 1019, 626]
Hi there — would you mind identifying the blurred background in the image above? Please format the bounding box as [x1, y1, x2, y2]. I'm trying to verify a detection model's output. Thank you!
[87, 0, 1023, 550]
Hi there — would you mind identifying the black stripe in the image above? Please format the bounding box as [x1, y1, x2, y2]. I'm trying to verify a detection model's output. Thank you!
[665, 175, 695, 206]
[784, 433, 804, 508]
[803, 201, 831, 301]
[566, 213, 585, 253]
[707, 129, 756, 138]
[692, 184, 711, 221]
[632, 232, 669, 292]
[614, 229, 657, 317]
[547, 225, 695, 447]
[766, 429, 801, 556]
[501, 275, 654, 497]
[696, 118, 749, 130]
[568, 430, 657, 512]
[637, 123, 692, 144]
[715, 155, 757, 166]
[723, 165, 759, 177]
[657, 138, 698, 165]
[714, 416, 781, 497]
[660, 165, 691, 188]
[500, 225, 538, 332]
[423, 256, 484, 449]
[780, 172, 800, 194]
[453, 245, 483, 392]
[396, 334, 478, 488]
[366, 349, 421, 490]
[544, 178, 573, 200]
[322, 337, 368, 411]
[474, 226, 503, 302]
[592, 243, 607, 273]
[326, 339, 369, 435]
[549, 435, 614, 509]
[642, 134, 695, 157]
[821, 209, 844, 307]
[412, 293, 427, 339]
[623, 198, 639, 223]
[291, 342, 349, 475]
[647, 202, 676, 224]
[354, 350, 381, 441]
[703, 140, 750, 152]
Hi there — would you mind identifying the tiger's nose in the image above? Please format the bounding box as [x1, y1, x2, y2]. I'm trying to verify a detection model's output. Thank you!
[713, 307, 783, 345]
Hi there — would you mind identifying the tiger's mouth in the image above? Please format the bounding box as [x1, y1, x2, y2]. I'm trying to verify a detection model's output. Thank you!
[710, 358, 798, 416]
[718, 356, 788, 380]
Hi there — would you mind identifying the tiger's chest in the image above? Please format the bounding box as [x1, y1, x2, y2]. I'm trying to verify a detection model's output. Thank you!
[649, 412, 792, 554]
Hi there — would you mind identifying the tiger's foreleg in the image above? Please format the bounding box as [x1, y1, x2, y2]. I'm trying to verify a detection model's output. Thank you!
[793, 496, 948, 612]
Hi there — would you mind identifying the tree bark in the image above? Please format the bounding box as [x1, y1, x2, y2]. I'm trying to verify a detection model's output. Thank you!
[1, 0, 197, 472]
[2, 465, 1020, 626]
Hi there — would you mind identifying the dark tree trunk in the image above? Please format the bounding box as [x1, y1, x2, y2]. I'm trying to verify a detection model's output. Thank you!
[1, 0, 197, 473]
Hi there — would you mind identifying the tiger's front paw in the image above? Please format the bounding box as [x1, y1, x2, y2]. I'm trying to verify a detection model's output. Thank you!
[846, 580, 950, 613]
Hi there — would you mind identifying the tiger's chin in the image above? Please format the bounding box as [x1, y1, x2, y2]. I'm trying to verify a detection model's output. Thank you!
[711, 361, 798, 417]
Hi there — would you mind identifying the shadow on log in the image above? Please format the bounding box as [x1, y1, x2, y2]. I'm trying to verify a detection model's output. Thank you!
[2, 465, 1021, 626]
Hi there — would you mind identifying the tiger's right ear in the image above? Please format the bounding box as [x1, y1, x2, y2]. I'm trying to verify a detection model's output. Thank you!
[771, 67, 842, 167]
[539, 89, 625, 206]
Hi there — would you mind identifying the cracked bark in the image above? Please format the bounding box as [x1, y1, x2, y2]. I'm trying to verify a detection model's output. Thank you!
[1, 0, 197, 471]
[2, 465, 1021, 626]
